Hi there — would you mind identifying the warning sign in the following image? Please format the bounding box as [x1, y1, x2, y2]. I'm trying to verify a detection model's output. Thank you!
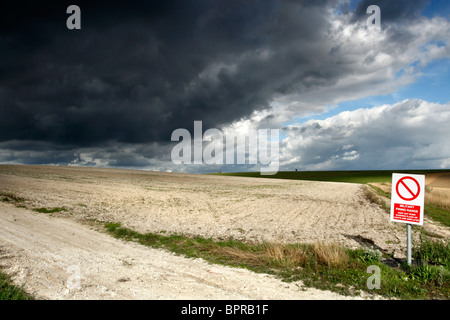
[390, 173, 425, 226]
[396, 176, 421, 201]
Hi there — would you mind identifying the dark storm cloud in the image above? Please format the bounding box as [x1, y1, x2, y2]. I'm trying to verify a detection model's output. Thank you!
[0, 140, 76, 165]
[2, 0, 446, 170]
[1, 0, 343, 150]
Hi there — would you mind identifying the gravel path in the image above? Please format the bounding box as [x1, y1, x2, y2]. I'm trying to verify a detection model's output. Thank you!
[0, 202, 364, 300]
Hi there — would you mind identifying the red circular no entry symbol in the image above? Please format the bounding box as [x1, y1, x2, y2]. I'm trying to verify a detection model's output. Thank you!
[396, 176, 420, 201]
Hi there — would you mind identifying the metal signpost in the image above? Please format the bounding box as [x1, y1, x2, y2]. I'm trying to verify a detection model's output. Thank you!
[390, 173, 425, 266]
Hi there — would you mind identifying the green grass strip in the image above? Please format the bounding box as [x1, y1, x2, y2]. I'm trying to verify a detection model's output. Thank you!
[211, 170, 450, 184]
[33, 207, 67, 214]
[424, 204, 450, 228]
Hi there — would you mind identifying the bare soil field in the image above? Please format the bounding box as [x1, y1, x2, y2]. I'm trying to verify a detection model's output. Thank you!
[0, 165, 448, 255]
[1, 201, 360, 300]
[0, 165, 448, 299]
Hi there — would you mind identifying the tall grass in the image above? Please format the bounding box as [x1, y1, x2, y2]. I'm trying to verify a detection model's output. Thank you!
[425, 187, 450, 211]
[212, 242, 349, 269]
[413, 235, 450, 268]
[311, 242, 349, 268]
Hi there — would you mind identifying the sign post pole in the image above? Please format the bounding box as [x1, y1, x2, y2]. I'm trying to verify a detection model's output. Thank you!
[407, 223, 412, 266]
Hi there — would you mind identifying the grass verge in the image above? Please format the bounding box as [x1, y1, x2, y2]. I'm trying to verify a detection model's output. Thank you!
[104, 222, 449, 300]
[0, 192, 26, 204]
[0, 270, 34, 300]
[424, 204, 450, 228]
[33, 207, 67, 214]
[364, 185, 391, 212]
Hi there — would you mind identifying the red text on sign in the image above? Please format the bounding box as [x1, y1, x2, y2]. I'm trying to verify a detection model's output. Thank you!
[393, 203, 421, 223]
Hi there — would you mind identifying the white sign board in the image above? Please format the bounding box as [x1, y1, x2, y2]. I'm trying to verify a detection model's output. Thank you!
[390, 173, 425, 226]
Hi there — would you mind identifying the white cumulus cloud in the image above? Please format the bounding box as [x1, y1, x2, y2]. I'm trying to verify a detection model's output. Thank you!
[280, 99, 450, 170]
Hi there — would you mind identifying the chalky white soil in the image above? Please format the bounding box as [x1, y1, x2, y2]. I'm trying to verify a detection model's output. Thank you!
[0, 165, 447, 299]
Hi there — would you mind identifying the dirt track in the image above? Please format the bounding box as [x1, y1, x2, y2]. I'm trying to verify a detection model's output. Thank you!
[0, 165, 448, 299]
[0, 202, 366, 300]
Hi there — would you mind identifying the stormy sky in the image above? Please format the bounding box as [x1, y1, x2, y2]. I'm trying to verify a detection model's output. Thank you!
[1, 0, 449, 172]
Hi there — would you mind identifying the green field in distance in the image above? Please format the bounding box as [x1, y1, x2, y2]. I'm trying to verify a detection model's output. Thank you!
[211, 169, 450, 184]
